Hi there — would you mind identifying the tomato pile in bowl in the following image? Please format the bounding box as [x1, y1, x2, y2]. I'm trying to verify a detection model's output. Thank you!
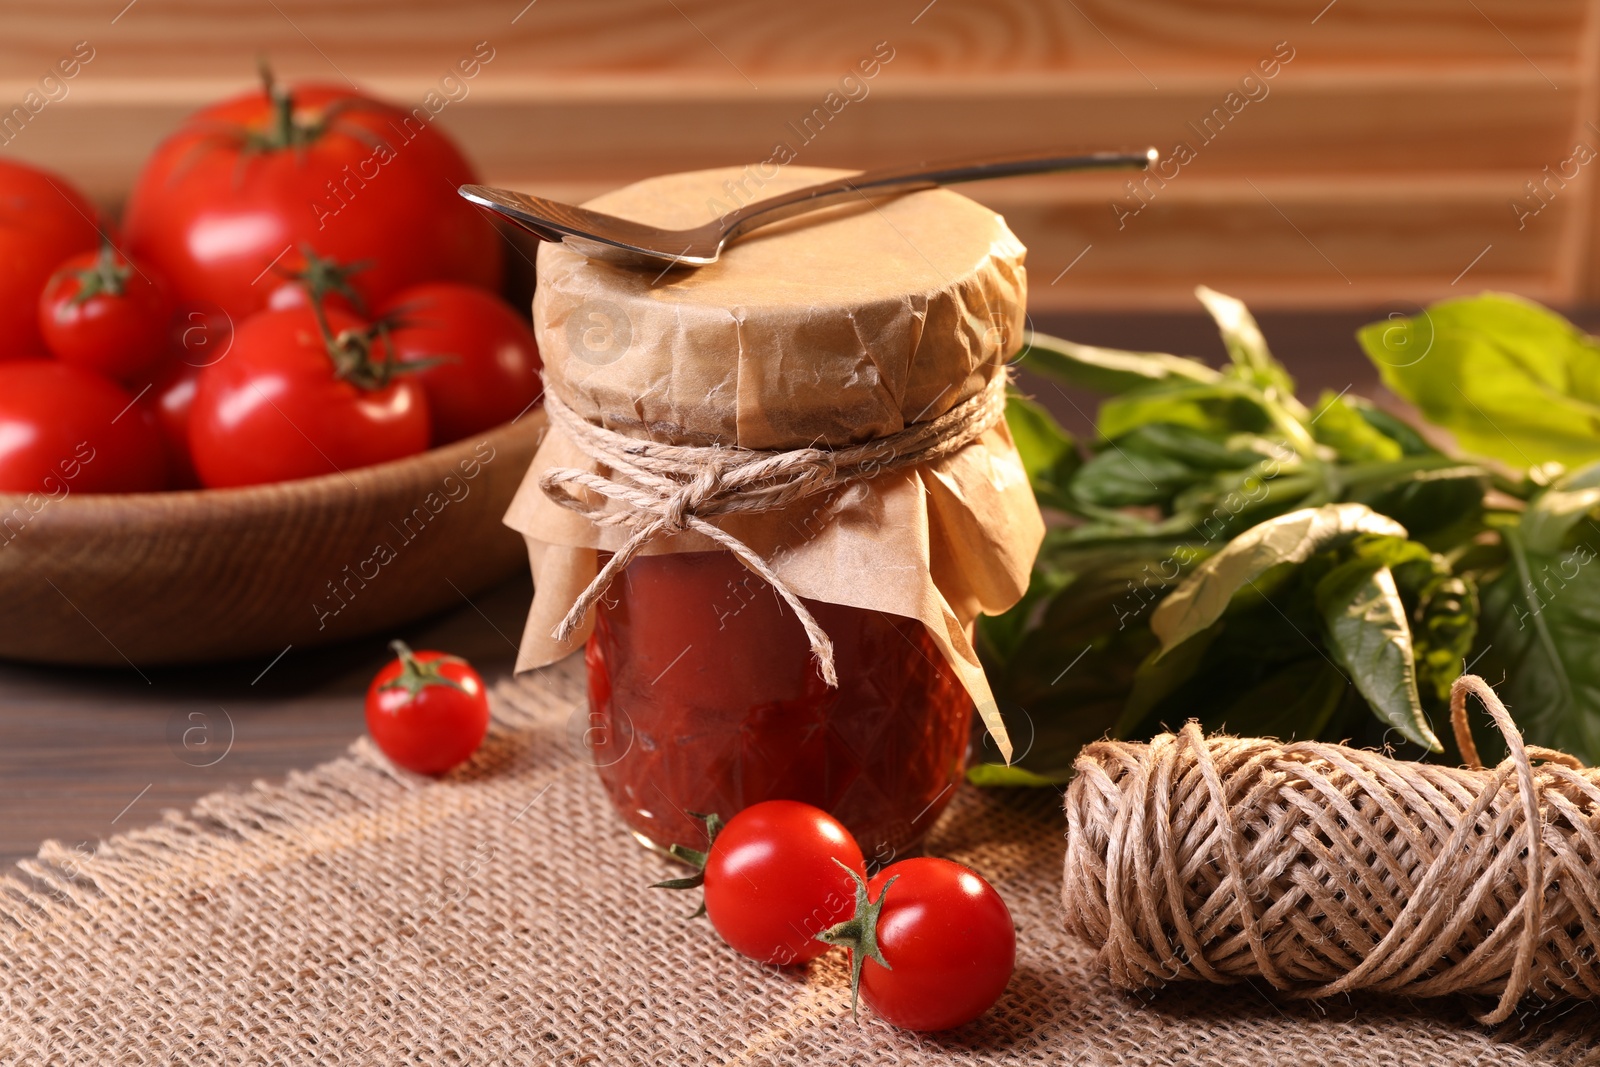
[0, 73, 546, 666]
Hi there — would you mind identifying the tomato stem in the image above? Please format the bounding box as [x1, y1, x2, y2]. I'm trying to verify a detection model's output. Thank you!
[270, 83, 296, 147]
[650, 811, 725, 918]
[295, 258, 410, 391]
[282, 245, 371, 316]
[373, 300, 464, 373]
[251, 60, 325, 152]
[815, 859, 896, 1021]
[55, 233, 132, 316]
[377, 639, 469, 698]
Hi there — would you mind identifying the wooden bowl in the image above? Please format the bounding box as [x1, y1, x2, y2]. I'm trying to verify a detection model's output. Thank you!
[0, 413, 546, 668]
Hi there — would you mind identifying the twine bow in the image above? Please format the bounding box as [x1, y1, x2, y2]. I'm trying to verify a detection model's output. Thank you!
[537, 373, 1010, 685]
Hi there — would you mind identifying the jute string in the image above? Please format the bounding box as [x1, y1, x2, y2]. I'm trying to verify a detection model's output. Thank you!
[537, 372, 1009, 686]
[1062, 674, 1600, 1025]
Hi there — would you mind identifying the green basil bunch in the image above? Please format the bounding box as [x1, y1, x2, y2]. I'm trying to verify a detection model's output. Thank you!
[975, 289, 1600, 784]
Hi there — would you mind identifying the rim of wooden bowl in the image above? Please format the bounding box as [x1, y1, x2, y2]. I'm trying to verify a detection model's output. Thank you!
[0, 410, 548, 523]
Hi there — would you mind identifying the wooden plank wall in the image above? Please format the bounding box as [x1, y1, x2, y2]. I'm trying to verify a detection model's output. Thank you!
[0, 0, 1595, 311]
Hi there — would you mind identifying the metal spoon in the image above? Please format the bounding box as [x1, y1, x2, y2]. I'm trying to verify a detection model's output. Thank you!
[459, 148, 1157, 270]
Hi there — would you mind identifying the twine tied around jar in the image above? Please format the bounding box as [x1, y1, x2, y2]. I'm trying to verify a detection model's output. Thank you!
[537, 372, 1010, 686]
[1062, 674, 1600, 1025]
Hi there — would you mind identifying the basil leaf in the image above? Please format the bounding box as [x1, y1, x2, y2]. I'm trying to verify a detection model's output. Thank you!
[1115, 620, 1222, 738]
[976, 564, 1068, 668]
[1521, 460, 1600, 554]
[1136, 424, 1273, 469]
[1310, 389, 1403, 462]
[1072, 445, 1198, 508]
[983, 541, 1198, 782]
[1315, 560, 1440, 750]
[1343, 531, 1434, 571]
[1476, 527, 1600, 763]
[1003, 393, 1080, 512]
[1195, 284, 1294, 397]
[1098, 377, 1274, 441]
[1520, 487, 1600, 555]
[965, 762, 1068, 787]
[1346, 465, 1488, 543]
[1407, 569, 1478, 707]
[1071, 424, 1260, 509]
[1216, 659, 1347, 742]
[1349, 397, 1437, 456]
[1119, 587, 1337, 741]
[993, 539, 1192, 696]
[983, 629, 1154, 786]
[1169, 457, 1320, 543]
[1357, 294, 1600, 468]
[1150, 504, 1408, 654]
[1552, 458, 1600, 490]
[1017, 332, 1219, 395]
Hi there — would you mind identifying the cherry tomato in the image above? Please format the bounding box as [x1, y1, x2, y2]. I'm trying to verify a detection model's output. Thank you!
[365, 641, 490, 775]
[125, 77, 501, 323]
[379, 282, 543, 444]
[0, 159, 101, 360]
[0, 362, 166, 494]
[660, 800, 866, 967]
[188, 305, 431, 488]
[822, 857, 1015, 1031]
[145, 357, 203, 488]
[39, 242, 174, 382]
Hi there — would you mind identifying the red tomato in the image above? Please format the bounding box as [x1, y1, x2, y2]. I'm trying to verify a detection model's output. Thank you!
[169, 303, 237, 370]
[145, 357, 203, 488]
[0, 362, 166, 494]
[0, 159, 101, 360]
[822, 857, 1015, 1031]
[38, 243, 174, 381]
[124, 79, 502, 323]
[659, 800, 866, 967]
[188, 305, 431, 488]
[365, 641, 490, 775]
[379, 282, 542, 444]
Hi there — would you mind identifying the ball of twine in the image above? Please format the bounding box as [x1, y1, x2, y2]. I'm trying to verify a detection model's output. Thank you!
[1062, 674, 1600, 1025]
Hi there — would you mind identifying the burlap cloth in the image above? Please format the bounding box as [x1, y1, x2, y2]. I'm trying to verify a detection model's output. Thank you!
[2, 657, 1596, 1064]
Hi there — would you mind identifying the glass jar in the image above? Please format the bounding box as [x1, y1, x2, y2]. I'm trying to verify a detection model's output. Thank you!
[583, 550, 973, 860]
[507, 164, 1043, 864]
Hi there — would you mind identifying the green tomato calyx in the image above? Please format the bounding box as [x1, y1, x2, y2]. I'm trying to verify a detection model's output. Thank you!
[378, 639, 469, 699]
[649, 811, 725, 919]
[816, 859, 896, 1021]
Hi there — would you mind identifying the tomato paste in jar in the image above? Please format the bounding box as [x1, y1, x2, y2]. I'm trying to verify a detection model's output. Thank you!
[584, 550, 972, 860]
[506, 164, 1045, 864]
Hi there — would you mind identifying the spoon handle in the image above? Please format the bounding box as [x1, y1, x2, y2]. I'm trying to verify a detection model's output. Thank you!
[720, 148, 1157, 242]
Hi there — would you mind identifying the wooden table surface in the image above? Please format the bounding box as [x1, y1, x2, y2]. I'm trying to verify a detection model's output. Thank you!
[0, 308, 1411, 871]
[0, 575, 536, 870]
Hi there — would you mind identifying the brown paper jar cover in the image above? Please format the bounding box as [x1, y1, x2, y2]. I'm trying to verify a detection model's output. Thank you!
[503, 165, 1045, 749]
